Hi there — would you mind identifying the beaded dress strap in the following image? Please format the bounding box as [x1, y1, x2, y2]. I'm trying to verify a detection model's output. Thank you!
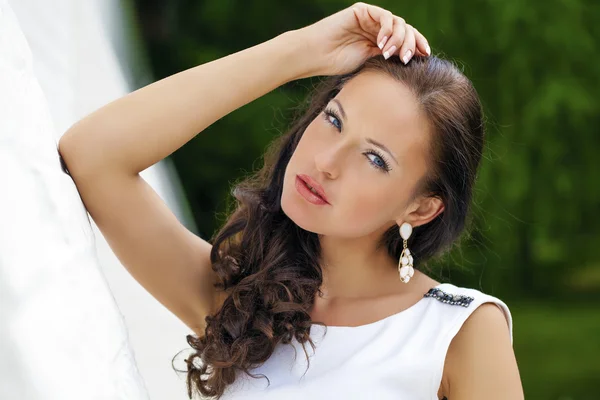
[423, 287, 475, 307]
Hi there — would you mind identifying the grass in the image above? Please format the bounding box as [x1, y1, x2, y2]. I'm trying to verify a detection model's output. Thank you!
[511, 299, 600, 400]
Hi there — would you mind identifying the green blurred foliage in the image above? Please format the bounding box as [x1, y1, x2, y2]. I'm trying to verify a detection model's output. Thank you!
[132, 1, 599, 398]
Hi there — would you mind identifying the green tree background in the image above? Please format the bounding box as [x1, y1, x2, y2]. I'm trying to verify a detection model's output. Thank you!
[131, 1, 600, 398]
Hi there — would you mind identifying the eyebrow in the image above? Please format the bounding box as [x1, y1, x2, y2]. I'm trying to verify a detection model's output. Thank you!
[331, 99, 399, 165]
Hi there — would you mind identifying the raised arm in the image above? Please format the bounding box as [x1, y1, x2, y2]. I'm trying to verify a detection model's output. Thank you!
[57, 30, 311, 335]
[59, 30, 311, 177]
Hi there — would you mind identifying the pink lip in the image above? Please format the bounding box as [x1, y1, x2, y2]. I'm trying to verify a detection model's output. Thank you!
[296, 174, 330, 204]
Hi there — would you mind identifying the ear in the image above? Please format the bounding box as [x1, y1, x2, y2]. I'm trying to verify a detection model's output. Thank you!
[397, 196, 444, 228]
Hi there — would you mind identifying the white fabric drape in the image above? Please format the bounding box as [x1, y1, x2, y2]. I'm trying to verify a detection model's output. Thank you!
[1, 1, 195, 398]
[0, 1, 149, 398]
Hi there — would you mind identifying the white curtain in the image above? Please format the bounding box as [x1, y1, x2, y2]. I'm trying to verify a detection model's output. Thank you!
[1, 1, 195, 398]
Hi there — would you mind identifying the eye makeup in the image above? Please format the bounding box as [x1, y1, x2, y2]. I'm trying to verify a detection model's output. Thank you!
[322, 106, 392, 173]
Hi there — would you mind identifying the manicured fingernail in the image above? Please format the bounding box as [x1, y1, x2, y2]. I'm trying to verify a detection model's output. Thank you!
[425, 44, 431, 55]
[378, 36, 388, 50]
[383, 45, 396, 60]
[402, 49, 412, 64]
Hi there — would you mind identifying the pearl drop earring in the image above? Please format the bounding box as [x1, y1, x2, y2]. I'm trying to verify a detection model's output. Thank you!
[398, 222, 414, 283]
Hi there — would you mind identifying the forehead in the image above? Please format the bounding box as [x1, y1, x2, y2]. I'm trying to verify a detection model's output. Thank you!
[334, 70, 431, 165]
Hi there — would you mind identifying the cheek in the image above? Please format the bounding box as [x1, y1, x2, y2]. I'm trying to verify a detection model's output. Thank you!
[287, 124, 321, 165]
[284, 124, 329, 183]
[300, 125, 327, 154]
[334, 180, 400, 233]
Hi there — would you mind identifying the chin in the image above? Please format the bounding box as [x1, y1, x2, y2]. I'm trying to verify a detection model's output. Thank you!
[280, 185, 326, 235]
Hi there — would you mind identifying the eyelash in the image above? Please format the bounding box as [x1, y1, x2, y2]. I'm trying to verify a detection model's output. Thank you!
[322, 107, 392, 173]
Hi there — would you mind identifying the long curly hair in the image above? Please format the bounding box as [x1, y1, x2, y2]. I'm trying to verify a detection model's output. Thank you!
[182, 54, 485, 399]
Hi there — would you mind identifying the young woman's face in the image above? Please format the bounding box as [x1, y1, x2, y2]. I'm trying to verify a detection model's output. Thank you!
[281, 70, 432, 238]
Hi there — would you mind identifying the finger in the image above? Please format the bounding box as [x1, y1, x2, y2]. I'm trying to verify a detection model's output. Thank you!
[412, 47, 427, 57]
[353, 4, 395, 49]
[351, 5, 378, 38]
[399, 24, 416, 64]
[412, 27, 431, 56]
[382, 16, 407, 60]
[376, 10, 394, 50]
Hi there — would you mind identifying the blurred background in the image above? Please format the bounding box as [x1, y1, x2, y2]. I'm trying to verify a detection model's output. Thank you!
[129, 0, 599, 399]
[5, 0, 597, 399]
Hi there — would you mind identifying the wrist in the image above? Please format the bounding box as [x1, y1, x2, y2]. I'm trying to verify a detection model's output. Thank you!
[275, 29, 320, 81]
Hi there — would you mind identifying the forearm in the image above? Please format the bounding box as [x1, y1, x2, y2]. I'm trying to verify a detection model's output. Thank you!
[58, 30, 312, 177]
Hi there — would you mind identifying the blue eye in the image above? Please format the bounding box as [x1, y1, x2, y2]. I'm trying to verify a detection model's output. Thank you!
[322, 106, 392, 173]
[324, 108, 342, 130]
[366, 152, 389, 170]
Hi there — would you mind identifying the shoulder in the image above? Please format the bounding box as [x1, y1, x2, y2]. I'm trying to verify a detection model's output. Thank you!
[441, 289, 524, 399]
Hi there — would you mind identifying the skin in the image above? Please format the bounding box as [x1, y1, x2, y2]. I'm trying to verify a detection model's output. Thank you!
[280, 69, 523, 399]
[281, 69, 444, 302]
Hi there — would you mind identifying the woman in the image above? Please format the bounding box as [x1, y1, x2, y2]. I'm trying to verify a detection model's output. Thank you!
[58, 2, 524, 399]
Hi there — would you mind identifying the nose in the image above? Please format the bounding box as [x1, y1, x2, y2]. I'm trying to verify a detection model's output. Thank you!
[314, 144, 344, 179]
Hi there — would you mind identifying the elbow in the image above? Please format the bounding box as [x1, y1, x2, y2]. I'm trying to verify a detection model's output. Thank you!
[57, 130, 87, 178]
[57, 131, 96, 179]
[57, 144, 71, 177]
[57, 123, 107, 179]
[57, 135, 75, 177]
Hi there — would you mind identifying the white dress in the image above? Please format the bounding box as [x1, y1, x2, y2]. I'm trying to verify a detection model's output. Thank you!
[220, 282, 513, 400]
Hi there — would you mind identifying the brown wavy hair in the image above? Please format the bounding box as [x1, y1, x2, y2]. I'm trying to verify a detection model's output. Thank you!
[181, 54, 485, 399]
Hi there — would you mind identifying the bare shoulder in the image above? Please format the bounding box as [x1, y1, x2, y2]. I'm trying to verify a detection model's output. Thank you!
[440, 302, 524, 399]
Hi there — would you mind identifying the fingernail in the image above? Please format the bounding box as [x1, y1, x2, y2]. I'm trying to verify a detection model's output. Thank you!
[383, 45, 396, 60]
[426, 44, 431, 56]
[402, 49, 412, 64]
[378, 36, 388, 50]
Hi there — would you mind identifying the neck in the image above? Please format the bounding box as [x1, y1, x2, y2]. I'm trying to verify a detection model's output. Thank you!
[317, 233, 401, 300]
